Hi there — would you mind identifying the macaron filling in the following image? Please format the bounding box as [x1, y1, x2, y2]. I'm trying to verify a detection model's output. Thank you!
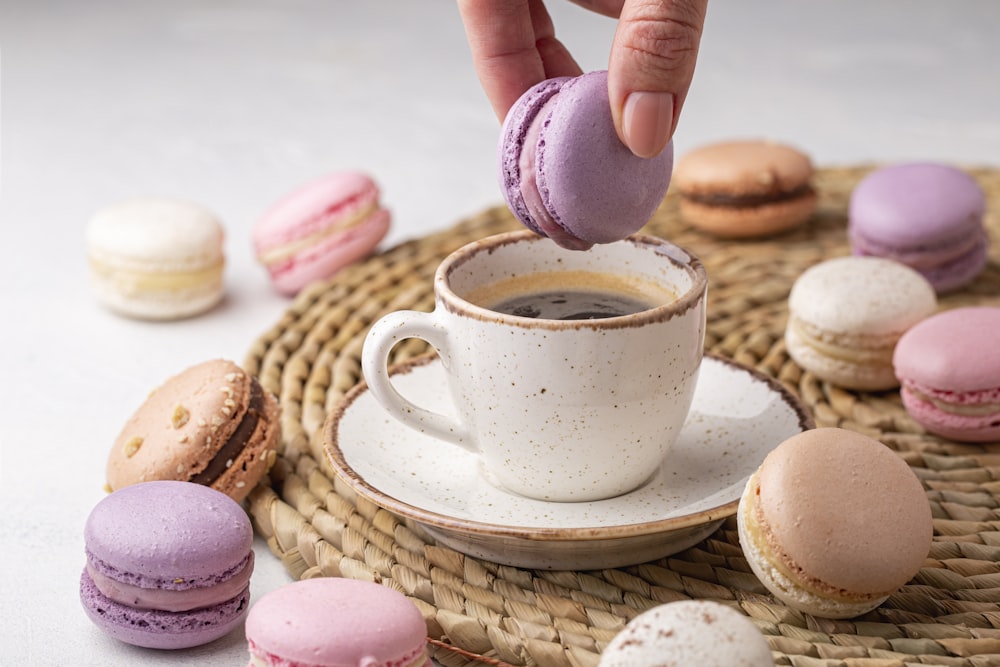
[189, 379, 264, 486]
[85, 552, 254, 613]
[516, 93, 593, 251]
[247, 641, 429, 667]
[257, 198, 380, 267]
[787, 318, 895, 365]
[683, 183, 815, 208]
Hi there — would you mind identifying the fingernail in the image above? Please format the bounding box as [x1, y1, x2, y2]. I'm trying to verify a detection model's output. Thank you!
[622, 91, 674, 158]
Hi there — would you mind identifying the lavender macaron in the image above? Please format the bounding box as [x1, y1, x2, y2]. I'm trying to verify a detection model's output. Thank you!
[80, 481, 254, 649]
[498, 70, 674, 251]
[849, 163, 989, 293]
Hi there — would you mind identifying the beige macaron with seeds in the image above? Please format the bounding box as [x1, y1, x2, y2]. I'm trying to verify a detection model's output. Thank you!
[106, 359, 280, 502]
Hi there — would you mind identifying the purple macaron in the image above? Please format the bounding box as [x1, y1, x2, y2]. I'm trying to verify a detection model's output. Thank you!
[848, 163, 988, 293]
[497, 70, 674, 251]
[80, 480, 254, 649]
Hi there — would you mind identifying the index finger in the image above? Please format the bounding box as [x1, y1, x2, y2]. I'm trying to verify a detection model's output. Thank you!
[458, 0, 582, 121]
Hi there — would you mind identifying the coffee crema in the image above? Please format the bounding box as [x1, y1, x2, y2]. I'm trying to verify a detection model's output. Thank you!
[491, 289, 655, 320]
[464, 270, 676, 321]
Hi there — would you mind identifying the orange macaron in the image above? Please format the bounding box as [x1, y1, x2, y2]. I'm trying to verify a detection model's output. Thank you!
[106, 359, 280, 502]
[674, 139, 817, 238]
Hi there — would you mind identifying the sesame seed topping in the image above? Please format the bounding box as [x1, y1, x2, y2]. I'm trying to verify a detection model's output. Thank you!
[235, 481, 246, 488]
[123, 436, 143, 458]
[171, 404, 190, 429]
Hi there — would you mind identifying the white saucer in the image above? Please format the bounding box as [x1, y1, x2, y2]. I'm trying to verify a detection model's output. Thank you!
[326, 354, 812, 570]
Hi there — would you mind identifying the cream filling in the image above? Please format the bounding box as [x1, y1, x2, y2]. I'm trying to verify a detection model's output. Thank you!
[87, 553, 253, 613]
[790, 319, 893, 365]
[258, 201, 378, 265]
[906, 386, 1000, 417]
[247, 641, 428, 667]
[90, 258, 223, 292]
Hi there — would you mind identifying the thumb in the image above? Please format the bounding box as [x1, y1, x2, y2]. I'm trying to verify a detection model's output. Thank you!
[607, 0, 707, 158]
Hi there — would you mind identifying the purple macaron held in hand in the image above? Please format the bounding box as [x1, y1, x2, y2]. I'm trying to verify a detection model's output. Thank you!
[498, 70, 674, 251]
[848, 163, 989, 293]
[80, 481, 254, 649]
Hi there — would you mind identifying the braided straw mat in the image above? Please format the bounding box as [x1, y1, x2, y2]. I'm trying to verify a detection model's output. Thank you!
[245, 166, 1000, 667]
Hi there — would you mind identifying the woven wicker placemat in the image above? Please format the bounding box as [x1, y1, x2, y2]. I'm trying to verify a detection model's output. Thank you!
[245, 166, 1000, 667]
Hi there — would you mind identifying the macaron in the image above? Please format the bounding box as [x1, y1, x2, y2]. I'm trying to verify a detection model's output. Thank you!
[253, 172, 391, 296]
[86, 197, 225, 320]
[497, 70, 674, 251]
[738, 428, 932, 619]
[598, 600, 774, 667]
[80, 480, 254, 649]
[106, 359, 280, 503]
[849, 163, 989, 293]
[245, 578, 432, 667]
[893, 306, 1000, 442]
[785, 256, 937, 391]
[673, 140, 817, 238]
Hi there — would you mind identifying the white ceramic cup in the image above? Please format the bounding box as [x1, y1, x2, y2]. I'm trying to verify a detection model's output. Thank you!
[362, 230, 707, 502]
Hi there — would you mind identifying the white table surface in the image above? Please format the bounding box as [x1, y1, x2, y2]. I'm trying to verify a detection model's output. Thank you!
[2, 1, 998, 664]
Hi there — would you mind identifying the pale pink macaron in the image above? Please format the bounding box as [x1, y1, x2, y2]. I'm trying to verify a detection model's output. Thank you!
[893, 306, 1000, 442]
[253, 172, 390, 296]
[245, 578, 432, 667]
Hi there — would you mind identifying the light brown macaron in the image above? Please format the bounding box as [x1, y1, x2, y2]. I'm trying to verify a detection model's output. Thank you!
[674, 139, 818, 237]
[106, 359, 280, 502]
[737, 428, 932, 619]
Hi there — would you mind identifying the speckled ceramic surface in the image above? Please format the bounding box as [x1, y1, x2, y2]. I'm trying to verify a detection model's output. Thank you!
[361, 230, 708, 502]
[326, 354, 812, 570]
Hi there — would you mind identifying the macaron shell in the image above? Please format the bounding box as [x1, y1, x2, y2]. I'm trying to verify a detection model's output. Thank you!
[848, 163, 986, 247]
[85, 481, 253, 584]
[245, 578, 430, 667]
[674, 140, 814, 197]
[106, 359, 279, 502]
[784, 325, 899, 391]
[753, 429, 931, 598]
[80, 569, 249, 650]
[598, 600, 774, 667]
[679, 190, 818, 238]
[537, 71, 673, 244]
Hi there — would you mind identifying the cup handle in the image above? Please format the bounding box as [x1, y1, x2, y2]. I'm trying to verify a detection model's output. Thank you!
[361, 309, 476, 452]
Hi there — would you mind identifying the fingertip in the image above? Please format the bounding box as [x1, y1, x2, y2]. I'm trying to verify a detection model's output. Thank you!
[620, 91, 674, 159]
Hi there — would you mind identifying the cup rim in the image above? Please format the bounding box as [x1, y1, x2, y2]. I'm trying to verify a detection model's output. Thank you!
[435, 230, 707, 329]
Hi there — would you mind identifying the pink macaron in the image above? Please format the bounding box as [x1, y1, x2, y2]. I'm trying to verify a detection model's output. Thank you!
[893, 306, 1000, 442]
[497, 70, 673, 251]
[245, 578, 431, 667]
[253, 172, 391, 295]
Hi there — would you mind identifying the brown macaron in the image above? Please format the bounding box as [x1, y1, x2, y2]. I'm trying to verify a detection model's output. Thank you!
[106, 359, 280, 502]
[674, 139, 818, 237]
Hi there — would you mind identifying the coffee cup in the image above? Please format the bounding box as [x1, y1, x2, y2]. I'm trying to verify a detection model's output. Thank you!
[361, 230, 707, 502]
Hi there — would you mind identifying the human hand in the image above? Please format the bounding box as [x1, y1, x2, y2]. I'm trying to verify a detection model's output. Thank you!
[458, 0, 708, 159]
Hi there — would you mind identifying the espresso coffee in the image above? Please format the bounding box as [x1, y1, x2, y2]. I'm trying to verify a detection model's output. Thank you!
[492, 289, 655, 320]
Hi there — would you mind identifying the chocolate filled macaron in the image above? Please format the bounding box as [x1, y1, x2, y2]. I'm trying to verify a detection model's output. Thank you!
[738, 428, 932, 619]
[106, 359, 280, 502]
[674, 140, 817, 238]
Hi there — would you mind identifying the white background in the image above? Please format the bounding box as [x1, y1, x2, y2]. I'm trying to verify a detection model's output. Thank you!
[2, 1, 999, 664]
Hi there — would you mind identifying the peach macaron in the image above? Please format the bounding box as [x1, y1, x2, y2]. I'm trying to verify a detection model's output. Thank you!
[253, 172, 390, 296]
[673, 140, 817, 238]
[738, 428, 932, 619]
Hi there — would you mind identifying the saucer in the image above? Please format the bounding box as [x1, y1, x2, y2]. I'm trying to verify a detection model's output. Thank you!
[325, 354, 813, 570]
